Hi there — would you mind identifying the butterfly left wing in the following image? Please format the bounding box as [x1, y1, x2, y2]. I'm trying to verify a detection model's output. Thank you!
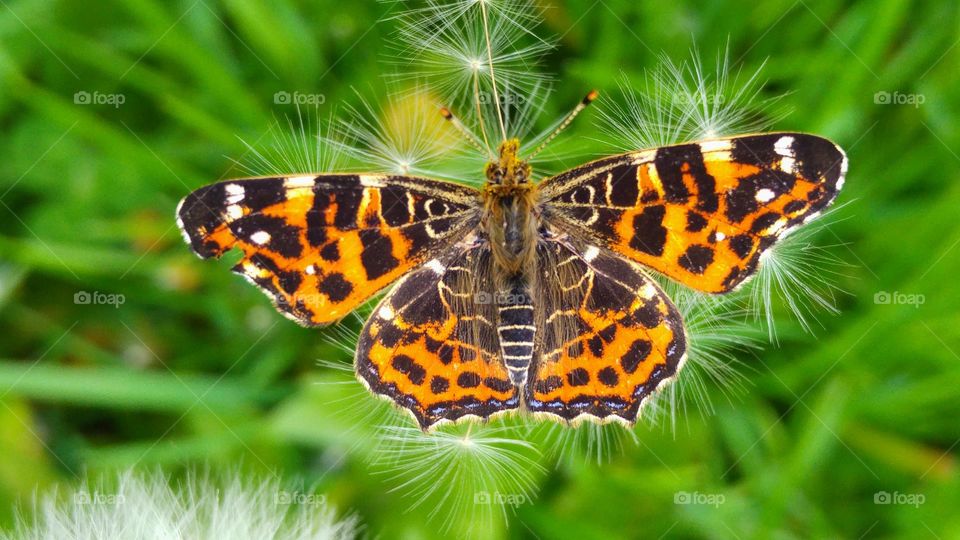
[538, 133, 846, 293]
[357, 237, 519, 429]
[527, 238, 686, 424]
[177, 174, 479, 325]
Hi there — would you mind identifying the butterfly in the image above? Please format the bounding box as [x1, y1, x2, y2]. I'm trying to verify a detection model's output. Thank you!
[176, 95, 846, 430]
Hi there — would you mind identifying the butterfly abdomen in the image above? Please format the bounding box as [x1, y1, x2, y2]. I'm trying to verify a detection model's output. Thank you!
[496, 278, 535, 387]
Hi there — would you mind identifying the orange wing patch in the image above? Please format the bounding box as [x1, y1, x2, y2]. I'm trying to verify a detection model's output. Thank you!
[539, 133, 847, 293]
[357, 241, 519, 429]
[527, 239, 686, 423]
[177, 174, 479, 325]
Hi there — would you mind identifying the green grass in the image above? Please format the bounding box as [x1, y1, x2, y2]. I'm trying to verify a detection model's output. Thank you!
[1, 0, 959, 538]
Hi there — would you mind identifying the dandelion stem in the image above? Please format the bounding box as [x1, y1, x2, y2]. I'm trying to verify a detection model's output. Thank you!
[473, 70, 493, 152]
[479, 0, 508, 141]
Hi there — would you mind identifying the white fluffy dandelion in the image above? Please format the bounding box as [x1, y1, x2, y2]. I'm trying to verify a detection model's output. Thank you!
[3, 470, 358, 540]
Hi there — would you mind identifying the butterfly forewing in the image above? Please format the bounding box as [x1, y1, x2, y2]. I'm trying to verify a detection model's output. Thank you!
[176, 174, 480, 325]
[538, 133, 847, 293]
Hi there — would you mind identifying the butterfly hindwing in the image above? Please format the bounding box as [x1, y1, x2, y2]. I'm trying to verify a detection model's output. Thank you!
[538, 133, 846, 293]
[357, 238, 519, 429]
[527, 238, 686, 423]
[176, 174, 480, 325]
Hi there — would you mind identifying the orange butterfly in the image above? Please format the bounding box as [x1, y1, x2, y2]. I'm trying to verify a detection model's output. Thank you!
[177, 94, 846, 429]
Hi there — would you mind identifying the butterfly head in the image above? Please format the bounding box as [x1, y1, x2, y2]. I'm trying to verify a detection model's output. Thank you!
[485, 138, 531, 187]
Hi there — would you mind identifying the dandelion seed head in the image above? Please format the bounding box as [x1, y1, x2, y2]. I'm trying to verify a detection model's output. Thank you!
[3, 470, 359, 540]
[597, 45, 788, 152]
[745, 204, 853, 342]
[642, 282, 758, 433]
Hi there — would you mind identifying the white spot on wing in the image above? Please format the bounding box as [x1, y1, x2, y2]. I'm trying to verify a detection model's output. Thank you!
[360, 174, 386, 188]
[699, 139, 733, 152]
[780, 156, 797, 174]
[715, 231, 726, 241]
[174, 198, 192, 244]
[774, 135, 796, 157]
[425, 259, 446, 275]
[250, 230, 271, 245]
[640, 283, 657, 300]
[225, 183, 245, 203]
[305, 265, 316, 275]
[755, 188, 776, 203]
[583, 245, 600, 262]
[378, 305, 395, 320]
[226, 205, 243, 220]
[769, 218, 788, 236]
[284, 175, 316, 188]
[630, 149, 655, 164]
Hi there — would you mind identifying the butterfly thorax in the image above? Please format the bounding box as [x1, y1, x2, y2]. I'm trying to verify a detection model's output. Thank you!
[482, 139, 538, 277]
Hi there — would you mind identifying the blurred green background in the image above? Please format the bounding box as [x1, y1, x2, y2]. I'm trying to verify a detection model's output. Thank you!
[1, 0, 959, 538]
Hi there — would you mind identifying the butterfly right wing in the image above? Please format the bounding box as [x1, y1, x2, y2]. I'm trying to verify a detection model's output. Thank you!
[538, 133, 846, 293]
[527, 237, 686, 424]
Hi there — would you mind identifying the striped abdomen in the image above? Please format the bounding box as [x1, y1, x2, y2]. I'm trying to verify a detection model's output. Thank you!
[497, 279, 535, 386]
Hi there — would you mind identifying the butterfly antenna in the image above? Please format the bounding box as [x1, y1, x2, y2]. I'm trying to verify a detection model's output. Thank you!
[440, 106, 495, 159]
[527, 90, 599, 160]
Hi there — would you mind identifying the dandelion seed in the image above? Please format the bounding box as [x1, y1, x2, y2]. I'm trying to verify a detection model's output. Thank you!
[332, 87, 481, 183]
[373, 422, 543, 534]
[532, 420, 638, 466]
[235, 104, 344, 177]
[388, 0, 554, 139]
